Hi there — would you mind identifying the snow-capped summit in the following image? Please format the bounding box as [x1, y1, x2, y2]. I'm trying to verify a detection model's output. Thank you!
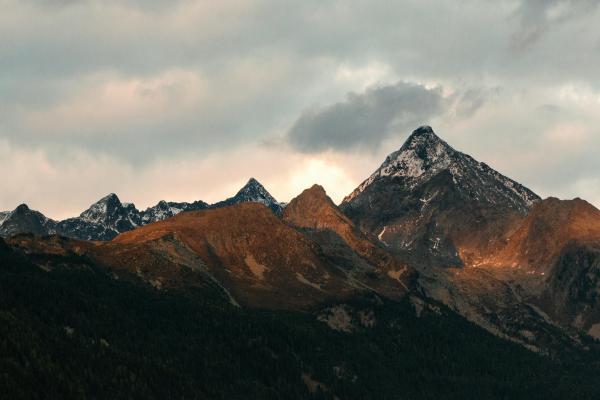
[344, 126, 539, 212]
[235, 178, 279, 205]
[0, 193, 209, 241]
[141, 199, 208, 224]
[372, 125, 453, 180]
[55, 194, 141, 241]
[341, 126, 541, 267]
[211, 178, 284, 215]
[81, 194, 141, 229]
[80, 193, 129, 225]
[0, 203, 57, 237]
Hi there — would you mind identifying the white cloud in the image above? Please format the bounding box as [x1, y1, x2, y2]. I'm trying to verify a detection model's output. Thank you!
[1, 0, 600, 214]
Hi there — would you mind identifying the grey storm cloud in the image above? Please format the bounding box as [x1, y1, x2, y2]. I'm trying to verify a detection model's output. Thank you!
[510, 0, 600, 50]
[286, 82, 497, 153]
[287, 82, 446, 152]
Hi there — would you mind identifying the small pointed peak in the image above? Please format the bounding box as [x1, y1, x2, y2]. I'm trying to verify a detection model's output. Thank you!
[244, 177, 262, 187]
[288, 184, 333, 207]
[304, 184, 327, 197]
[97, 193, 121, 204]
[413, 125, 435, 135]
[14, 203, 30, 213]
[236, 178, 272, 199]
[403, 125, 443, 148]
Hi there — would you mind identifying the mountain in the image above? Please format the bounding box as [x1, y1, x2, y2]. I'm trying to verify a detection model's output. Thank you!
[485, 197, 600, 336]
[211, 178, 284, 215]
[0, 194, 210, 241]
[339, 126, 600, 350]
[56, 193, 142, 241]
[7, 195, 412, 309]
[140, 200, 208, 224]
[283, 184, 414, 299]
[341, 125, 540, 267]
[0, 179, 278, 241]
[0, 204, 56, 237]
[4, 127, 600, 397]
[100, 202, 374, 309]
[4, 235, 599, 399]
[490, 197, 600, 271]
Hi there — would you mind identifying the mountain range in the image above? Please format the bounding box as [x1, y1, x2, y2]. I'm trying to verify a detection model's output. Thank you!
[0, 178, 282, 241]
[2, 126, 600, 398]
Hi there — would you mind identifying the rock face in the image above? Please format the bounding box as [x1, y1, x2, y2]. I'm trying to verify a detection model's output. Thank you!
[56, 194, 142, 241]
[0, 204, 56, 237]
[58, 195, 211, 241]
[141, 200, 208, 225]
[2, 125, 600, 354]
[0, 178, 278, 241]
[341, 125, 540, 267]
[102, 202, 376, 309]
[490, 197, 600, 271]
[0, 211, 10, 227]
[1, 194, 210, 241]
[484, 198, 600, 334]
[4, 188, 414, 310]
[283, 184, 413, 298]
[340, 126, 600, 350]
[211, 178, 284, 215]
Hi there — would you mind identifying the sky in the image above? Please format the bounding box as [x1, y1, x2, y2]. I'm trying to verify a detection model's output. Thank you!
[1, 0, 600, 219]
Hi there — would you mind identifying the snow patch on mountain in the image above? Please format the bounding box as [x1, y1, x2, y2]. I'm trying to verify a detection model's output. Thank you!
[344, 126, 539, 213]
[211, 178, 284, 215]
[0, 211, 10, 227]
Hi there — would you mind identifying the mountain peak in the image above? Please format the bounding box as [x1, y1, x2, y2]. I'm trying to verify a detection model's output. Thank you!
[0, 204, 55, 237]
[246, 177, 260, 186]
[303, 184, 327, 198]
[407, 125, 436, 139]
[284, 185, 352, 232]
[238, 177, 266, 194]
[383, 126, 454, 178]
[80, 193, 126, 224]
[14, 203, 31, 213]
[345, 126, 538, 211]
[98, 193, 121, 205]
[402, 125, 447, 151]
[212, 178, 283, 215]
[344, 127, 455, 201]
[235, 178, 274, 201]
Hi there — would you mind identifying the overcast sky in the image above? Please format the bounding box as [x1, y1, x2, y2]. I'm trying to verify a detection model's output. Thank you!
[1, 0, 600, 218]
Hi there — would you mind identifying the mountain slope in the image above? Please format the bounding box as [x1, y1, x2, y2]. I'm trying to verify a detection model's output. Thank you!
[341, 125, 540, 267]
[102, 202, 363, 309]
[484, 198, 600, 336]
[283, 184, 414, 298]
[0, 212, 10, 226]
[2, 236, 600, 399]
[0, 194, 210, 241]
[0, 204, 56, 237]
[0, 180, 279, 241]
[56, 193, 142, 241]
[339, 126, 600, 349]
[491, 197, 600, 270]
[211, 178, 284, 215]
